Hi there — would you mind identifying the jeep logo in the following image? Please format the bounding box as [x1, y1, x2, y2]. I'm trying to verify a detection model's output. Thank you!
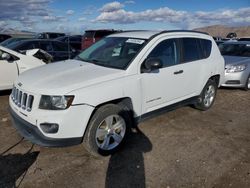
[18, 82, 22, 87]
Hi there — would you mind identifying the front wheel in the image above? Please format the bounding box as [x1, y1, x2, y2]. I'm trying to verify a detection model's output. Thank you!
[244, 74, 250, 91]
[83, 104, 131, 157]
[194, 79, 217, 111]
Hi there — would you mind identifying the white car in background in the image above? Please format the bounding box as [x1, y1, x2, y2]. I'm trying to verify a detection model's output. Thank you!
[0, 46, 52, 91]
[219, 41, 250, 90]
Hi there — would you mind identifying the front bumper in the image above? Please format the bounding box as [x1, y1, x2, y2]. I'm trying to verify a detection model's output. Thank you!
[221, 70, 249, 88]
[9, 107, 82, 147]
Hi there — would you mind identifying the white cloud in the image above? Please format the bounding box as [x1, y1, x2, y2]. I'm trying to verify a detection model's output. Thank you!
[95, 3, 250, 29]
[96, 7, 187, 24]
[66, 10, 75, 15]
[0, 21, 8, 27]
[43, 15, 67, 22]
[99, 1, 124, 12]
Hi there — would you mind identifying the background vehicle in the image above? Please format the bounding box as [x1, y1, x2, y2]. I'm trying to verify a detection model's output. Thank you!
[6, 39, 77, 62]
[9, 30, 224, 156]
[55, 35, 82, 51]
[35, 32, 65, 39]
[0, 34, 11, 43]
[0, 46, 48, 90]
[81, 29, 119, 50]
[219, 41, 250, 90]
[238, 37, 250, 41]
[0, 37, 30, 47]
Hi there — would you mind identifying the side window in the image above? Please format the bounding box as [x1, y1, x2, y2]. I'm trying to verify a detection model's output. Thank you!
[181, 38, 200, 63]
[18, 42, 35, 50]
[147, 39, 179, 68]
[199, 39, 212, 58]
[52, 42, 68, 51]
[40, 42, 53, 51]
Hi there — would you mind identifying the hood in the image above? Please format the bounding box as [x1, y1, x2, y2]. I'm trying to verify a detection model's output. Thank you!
[223, 55, 250, 66]
[16, 59, 126, 94]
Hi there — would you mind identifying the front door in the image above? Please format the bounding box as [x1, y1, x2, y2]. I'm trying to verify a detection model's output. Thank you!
[141, 38, 201, 114]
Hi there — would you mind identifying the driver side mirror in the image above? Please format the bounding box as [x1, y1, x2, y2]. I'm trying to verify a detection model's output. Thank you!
[1, 52, 11, 61]
[142, 58, 163, 73]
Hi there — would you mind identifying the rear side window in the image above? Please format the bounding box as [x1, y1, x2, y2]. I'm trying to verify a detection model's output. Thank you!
[181, 38, 200, 63]
[40, 42, 53, 51]
[199, 39, 212, 58]
[18, 42, 37, 50]
[52, 41, 68, 51]
[49, 33, 60, 39]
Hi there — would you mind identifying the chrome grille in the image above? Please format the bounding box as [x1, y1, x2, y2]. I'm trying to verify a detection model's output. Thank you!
[11, 87, 34, 112]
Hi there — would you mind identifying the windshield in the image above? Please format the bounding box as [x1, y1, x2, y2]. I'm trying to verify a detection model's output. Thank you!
[77, 37, 146, 69]
[0, 38, 28, 47]
[5, 40, 25, 49]
[219, 43, 250, 57]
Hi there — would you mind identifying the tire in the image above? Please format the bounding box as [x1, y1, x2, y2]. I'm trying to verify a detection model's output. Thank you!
[244, 74, 250, 91]
[194, 79, 217, 111]
[83, 104, 131, 157]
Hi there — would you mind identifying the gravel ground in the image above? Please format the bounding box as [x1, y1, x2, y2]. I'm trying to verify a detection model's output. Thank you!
[0, 89, 249, 188]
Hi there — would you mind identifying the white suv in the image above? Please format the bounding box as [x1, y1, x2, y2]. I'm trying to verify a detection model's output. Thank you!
[9, 31, 224, 156]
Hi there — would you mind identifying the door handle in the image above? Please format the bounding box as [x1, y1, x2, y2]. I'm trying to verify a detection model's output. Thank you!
[174, 70, 183, 74]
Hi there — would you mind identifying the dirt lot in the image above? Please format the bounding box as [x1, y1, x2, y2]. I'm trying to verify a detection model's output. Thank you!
[0, 89, 249, 188]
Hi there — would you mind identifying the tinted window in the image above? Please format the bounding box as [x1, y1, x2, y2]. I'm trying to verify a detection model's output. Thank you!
[199, 39, 212, 58]
[148, 39, 179, 68]
[70, 36, 81, 42]
[95, 31, 114, 38]
[18, 42, 37, 50]
[40, 41, 53, 51]
[83, 31, 95, 38]
[219, 43, 250, 57]
[49, 33, 63, 39]
[52, 41, 68, 51]
[181, 38, 200, 63]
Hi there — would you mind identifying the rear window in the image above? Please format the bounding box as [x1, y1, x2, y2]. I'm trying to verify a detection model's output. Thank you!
[95, 31, 114, 38]
[219, 43, 250, 57]
[83, 31, 95, 38]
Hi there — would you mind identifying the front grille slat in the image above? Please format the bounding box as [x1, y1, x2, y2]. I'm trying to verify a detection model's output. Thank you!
[11, 87, 34, 112]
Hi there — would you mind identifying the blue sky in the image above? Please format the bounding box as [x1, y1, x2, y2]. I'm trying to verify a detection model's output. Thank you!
[0, 0, 249, 34]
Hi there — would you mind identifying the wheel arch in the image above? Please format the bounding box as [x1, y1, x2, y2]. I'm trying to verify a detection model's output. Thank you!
[82, 97, 135, 139]
[209, 74, 220, 87]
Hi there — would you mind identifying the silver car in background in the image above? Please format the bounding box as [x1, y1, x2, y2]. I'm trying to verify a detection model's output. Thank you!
[219, 41, 250, 90]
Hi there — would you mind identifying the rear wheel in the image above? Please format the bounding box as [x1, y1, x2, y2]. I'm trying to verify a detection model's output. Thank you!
[195, 79, 217, 111]
[83, 104, 131, 157]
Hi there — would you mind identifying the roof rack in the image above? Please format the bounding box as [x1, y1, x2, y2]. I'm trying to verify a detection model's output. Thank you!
[158, 30, 209, 35]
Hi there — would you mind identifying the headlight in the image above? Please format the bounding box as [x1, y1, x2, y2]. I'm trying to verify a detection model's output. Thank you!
[39, 95, 74, 110]
[226, 64, 247, 73]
